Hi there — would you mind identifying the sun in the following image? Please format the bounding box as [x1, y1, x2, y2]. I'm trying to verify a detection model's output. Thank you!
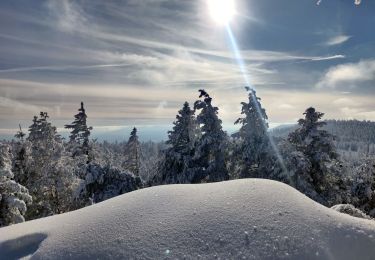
[207, 0, 236, 25]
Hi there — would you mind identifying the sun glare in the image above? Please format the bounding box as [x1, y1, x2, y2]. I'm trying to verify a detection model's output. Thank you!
[207, 0, 236, 25]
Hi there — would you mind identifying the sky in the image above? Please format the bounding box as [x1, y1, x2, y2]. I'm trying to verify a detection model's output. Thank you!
[0, 0, 374, 141]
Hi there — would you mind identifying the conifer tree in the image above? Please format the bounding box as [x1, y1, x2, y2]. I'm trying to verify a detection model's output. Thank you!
[234, 87, 270, 178]
[0, 143, 32, 226]
[193, 90, 229, 182]
[123, 127, 141, 176]
[287, 107, 341, 205]
[351, 160, 375, 216]
[27, 112, 62, 161]
[153, 102, 199, 184]
[65, 102, 93, 155]
[13, 125, 31, 186]
[25, 112, 76, 219]
[14, 124, 26, 141]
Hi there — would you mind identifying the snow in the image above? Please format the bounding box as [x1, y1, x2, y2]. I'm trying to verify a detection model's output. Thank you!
[1, 179, 375, 259]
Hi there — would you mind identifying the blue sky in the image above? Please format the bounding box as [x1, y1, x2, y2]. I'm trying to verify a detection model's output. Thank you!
[0, 0, 374, 140]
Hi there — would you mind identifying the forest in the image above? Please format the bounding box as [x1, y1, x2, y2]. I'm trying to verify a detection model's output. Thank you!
[1, 87, 375, 227]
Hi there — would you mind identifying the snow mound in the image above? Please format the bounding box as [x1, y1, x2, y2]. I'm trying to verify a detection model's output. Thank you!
[1, 179, 375, 259]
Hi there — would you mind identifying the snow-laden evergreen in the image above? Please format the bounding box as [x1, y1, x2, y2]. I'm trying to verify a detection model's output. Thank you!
[193, 90, 229, 182]
[331, 204, 372, 219]
[123, 127, 141, 176]
[0, 144, 32, 227]
[351, 160, 375, 217]
[12, 126, 31, 186]
[25, 112, 80, 219]
[65, 102, 93, 156]
[233, 87, 271, 178]
[78, 162, 143, 203]
[286, 107, 344, 205]
[152, 102, 200, 184]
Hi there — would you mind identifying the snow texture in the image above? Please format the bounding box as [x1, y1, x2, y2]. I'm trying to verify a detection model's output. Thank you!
[1, 179, 375, 259]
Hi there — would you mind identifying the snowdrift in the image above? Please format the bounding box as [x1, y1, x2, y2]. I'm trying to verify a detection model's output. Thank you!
[1, 179, 375, 259]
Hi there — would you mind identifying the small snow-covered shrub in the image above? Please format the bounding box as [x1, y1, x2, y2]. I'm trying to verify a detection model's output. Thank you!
[331, 204, 371, 220]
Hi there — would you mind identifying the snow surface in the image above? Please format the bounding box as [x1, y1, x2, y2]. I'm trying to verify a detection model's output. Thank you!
[1, 179, 375, 259]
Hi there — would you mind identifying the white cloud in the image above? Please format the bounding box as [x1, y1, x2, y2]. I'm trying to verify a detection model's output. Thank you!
[325, 35, 351, 46]
[316, 59, 375, 88]
[317, 0, 361, 6]
[0, 96, 46, 113]
[278, 104, 295, 109]
[332, 98, 358, 106]
[46, 0, 87, 33]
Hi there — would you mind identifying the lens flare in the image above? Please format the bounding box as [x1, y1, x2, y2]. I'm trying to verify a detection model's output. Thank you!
[225, 24, 288, 176]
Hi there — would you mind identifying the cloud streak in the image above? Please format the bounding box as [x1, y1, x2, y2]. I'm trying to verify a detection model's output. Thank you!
[325, 35, 352, 46]
[317, 59, 375, 89]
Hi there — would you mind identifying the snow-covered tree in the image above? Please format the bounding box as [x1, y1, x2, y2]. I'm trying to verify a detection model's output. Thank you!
[78, 163, 143, 203]
[192, 90, 229, 183]
[287, 107, 343, 205]
[234, 87, 271, 178]
[12, 125, 31, 186]
[331, 204, 371, 219]
[0, 143, 32, 226]
[65, 102, 93, 156]
[27, 112, 62, 161]
[153, 102, 200, 184]
[123, 127, 141, 176]
[351, 160, 375, 217]
[24, 112, 78, 219]
[140, 141, 166, 184]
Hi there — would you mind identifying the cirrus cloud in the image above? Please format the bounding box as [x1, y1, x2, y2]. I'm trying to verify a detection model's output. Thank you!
[325, 35, 352, 46]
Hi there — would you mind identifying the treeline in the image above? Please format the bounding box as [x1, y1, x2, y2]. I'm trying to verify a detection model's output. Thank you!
[271, 119, 375, 163]
[1, 87, 375, 227]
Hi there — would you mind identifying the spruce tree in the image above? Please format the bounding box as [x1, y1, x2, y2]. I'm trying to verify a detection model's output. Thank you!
[288, 107, 341, 205]
[153, 102, 199, 184]
[27, 112, 62, 161]
[65, 102, 93, 155]
[0, 143, 32, 226]
[123, 127, 141, 176]
[13, 125, 31, 186]
[351, 160, 375, 217]
[25, 112, 76, 219]
[14, 124, 26, 141]
[234, 87, 270, 178]
[193, 90, 229, 182]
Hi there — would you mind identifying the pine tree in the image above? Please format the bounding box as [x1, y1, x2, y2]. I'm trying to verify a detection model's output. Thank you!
[193, 90, 229, 182]
[78, 162, 143, 204]
[25, 112, 76, 219]
[234, 87, 270, 178]
[27, 112, 62, 162]
[351, 160, 375, 217]
[12, 125, 31, 186]
[65, 102, 93, 156]
[0, 143, 32, 226]
[287, 107, 341, 205]
[14, 124, 26, 141]
[123, 127, 141, 176]
[153, 102, 200, 184]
